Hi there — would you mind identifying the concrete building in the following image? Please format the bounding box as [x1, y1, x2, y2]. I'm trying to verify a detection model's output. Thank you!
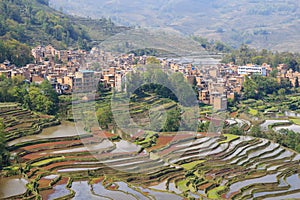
[238, 65, 267, 76]
[212, 94, 228, 111]
[74, 70, 95, 92]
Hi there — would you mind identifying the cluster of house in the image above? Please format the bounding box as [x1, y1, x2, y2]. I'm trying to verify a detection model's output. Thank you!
[1, 45, 300, 111]
[0, 45, 85, 94]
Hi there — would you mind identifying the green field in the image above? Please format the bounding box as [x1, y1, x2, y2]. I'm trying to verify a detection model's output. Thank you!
[219, 134, 240, 144]
[290, 118, 300, 125]
[181, 160, 205, 170]
[31, 157, 65, 167]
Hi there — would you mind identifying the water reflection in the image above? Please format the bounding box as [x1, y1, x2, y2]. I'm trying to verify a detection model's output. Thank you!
[0, 178, 28, 199]
[274, 124, 300, 133]
[8, 122, 79, 146]
[48, 184, 70, 200]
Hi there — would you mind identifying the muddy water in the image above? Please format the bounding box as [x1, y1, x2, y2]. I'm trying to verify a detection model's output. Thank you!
[8, 122, 80, 146]
[0, 177, 28, 199]
[111, 140, 141, 153]
[52, 140, 113, 154]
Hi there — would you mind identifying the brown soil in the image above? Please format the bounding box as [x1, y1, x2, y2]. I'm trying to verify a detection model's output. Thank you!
[43, 161, 76, 171]
[22, 140, 82, 151]
[148, 135, 174, 151]
[38, 178, 52, 188]
[198, 182, 213, 190]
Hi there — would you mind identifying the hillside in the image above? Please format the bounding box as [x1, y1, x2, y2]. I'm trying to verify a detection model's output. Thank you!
[0, 0, 129, 66]
[2, 102, 300, 199]
[49, 0, 300, 52]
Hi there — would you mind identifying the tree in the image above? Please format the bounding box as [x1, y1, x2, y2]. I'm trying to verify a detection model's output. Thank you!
[288, 59, 298, 72]
[146, 57, 160, 65]
[170, 72, 197, 106]
[198, 121, 209, 132]
[278, 88, 286, 100]
[296, 144, 300, 153]
[25, 83, 58, 115]
[243, 76, 258, 99]
[96, 106, 113, 129]
[250, 124, 262, 138]
[224, 125, 244, 135]
[0, 40, 33, 67]
[40, 81, 59, 104]
[295, 77, 299, 88]
[280, 78, 292, 90]
[269, 69, 278, 78]
[163, 109, 181, 132]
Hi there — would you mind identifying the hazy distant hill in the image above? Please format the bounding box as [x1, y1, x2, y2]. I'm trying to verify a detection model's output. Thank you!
[49, 0, 300, 52]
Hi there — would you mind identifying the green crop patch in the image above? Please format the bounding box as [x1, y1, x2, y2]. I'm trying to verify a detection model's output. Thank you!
[219, 134, 240, 144]
[181, 160, 205, 170]
[249, 108, 258, 116]
[290, 118, 300, 125]
[177, 179, 189, 192]
[207, 185, 226, 199]
[31, 157, 65, 167]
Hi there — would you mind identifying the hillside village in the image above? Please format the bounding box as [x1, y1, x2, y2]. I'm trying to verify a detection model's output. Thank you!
[1, 45, 300, 111]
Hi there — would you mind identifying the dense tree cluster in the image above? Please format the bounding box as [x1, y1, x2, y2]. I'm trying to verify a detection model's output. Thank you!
[222, 45, 300, 72]
[125, 67, 198, 107]
[0, 40, 33, 67]
[162, 108, 181, 132]
[250, 125, 300, 153]
[0, 0, 125, 66]
[96, 105, 113, 129]
[0, 75, 59, 115]
[0, 0, 90, 48]
[242, 75, 292, 100]
[223, 124, 300, 153]
[96, 67, 198, 132]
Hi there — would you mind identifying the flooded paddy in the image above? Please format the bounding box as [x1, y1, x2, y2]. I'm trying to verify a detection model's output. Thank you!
[4, 119, 300, 200]
[226, 173, 280, 198]
[274, 124, 300, 133]
[260, 120, 290, 131]
[111, 140, 141, 153]
[8, 122, 79, 146]
[48, 184, 70, 200]
[0, 177, 28, 199]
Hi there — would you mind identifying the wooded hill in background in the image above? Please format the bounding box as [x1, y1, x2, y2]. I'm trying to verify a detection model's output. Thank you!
[0, 0, 129, 66]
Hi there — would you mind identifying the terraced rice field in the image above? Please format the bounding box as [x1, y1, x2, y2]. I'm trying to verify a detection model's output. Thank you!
[1, 103, 300, 199]
[0, 104, 60, 142]
[3, 124, 300, 200]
